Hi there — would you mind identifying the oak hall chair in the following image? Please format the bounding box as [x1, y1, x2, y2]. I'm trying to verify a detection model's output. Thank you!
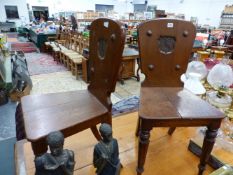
[136, 19, 224, 175]
[20, 18, 125, 156]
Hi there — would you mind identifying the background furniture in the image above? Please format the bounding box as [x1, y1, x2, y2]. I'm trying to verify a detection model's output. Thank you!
[82, 47, 140, 84]
[9, 51, 32, 102]
[18, 18, 125, 156]
[119, 47, 140, 84]
[29, 29, 56, 50]
[0, 22, 16, 32]
[136, 19, 224, 175]
[0, 54, 12, 84]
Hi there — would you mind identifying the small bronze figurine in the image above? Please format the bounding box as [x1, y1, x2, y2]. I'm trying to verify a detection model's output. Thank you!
[93, 123, 121, 175]
[35, 131, 75, 175]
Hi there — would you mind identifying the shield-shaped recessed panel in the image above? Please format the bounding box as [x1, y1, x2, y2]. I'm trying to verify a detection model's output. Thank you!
[158, 36, 176, 55]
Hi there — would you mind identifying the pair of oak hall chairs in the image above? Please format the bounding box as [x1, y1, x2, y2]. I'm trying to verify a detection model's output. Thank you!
[19, 18, 224, 175]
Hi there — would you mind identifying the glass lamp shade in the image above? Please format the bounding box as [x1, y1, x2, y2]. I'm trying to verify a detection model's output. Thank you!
[207, 63, 233, 108]
[220, 39, 225, 46]
[207, 63, 233, 88]
[185, 61, 208, 80]
[183, 72, 206, 95]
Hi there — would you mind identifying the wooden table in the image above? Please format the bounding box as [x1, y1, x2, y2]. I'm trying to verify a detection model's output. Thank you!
[82, 47, 140, 84]
[119, 48, 140, 84]
[188, 83, 233, 170]
[211, 46, 228, 52]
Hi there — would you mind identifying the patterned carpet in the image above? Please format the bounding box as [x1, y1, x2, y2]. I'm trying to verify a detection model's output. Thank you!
[11, 42, 38, 53]
[112, 95, 139, 116]
[25, 53, 67, 75]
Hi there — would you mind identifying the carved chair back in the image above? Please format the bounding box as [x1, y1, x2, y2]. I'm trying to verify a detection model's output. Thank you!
[69, 33, 77, 51]
[74, 35, 84, 53]
[83, 38, 89, 50]
[59, 30, 70, 48]
[78, 36, 89, 54]
[138, 19, 196, 87]
[88, 18, 125, 110]
[55, 28, 61, 40]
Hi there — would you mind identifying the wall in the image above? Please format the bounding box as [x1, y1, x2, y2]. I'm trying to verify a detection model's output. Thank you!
[148, 0, 233, 27]
[0, 0, 29, 27]
[27, 0, 133, 18]
[26, 0, 233, 27]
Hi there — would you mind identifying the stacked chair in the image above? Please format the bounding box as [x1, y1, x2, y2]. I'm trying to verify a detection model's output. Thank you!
[45, 29, 88, 79]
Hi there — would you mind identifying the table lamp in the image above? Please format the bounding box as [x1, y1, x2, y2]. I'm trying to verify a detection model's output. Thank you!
[181, 61, 207, 95]
[207, 61, 233, 108]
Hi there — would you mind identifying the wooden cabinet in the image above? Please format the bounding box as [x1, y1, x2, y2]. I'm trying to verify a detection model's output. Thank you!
[121, 57, 135, 79]
[118, 48, 140, 84]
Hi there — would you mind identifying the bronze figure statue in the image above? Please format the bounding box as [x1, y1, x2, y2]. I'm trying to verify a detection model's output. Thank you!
[35, 131, 75, 175]
[93, 123, 121, 175]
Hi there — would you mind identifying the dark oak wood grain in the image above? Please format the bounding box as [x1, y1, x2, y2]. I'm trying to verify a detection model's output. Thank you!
[20, 18, 125, 156]
[136, 19, 225, 175]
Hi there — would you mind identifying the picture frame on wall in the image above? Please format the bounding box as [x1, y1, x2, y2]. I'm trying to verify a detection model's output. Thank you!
[5, 6, 19, 19]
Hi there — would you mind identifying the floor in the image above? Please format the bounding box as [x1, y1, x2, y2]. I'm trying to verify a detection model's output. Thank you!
[0, 52, 144, 141]
[1, 38, 232, 174]
[21, 112, 222, 175]
[0, 57, 143, 174]
[0, 101, 17, 141]
[29, 70, 142, 103]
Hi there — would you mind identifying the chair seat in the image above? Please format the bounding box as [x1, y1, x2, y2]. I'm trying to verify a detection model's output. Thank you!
[52, 47, 60, 52]
[139, 87, 224, 120]
[70, 55, 83, 59]
[66, 53, 80, 57]
[72, 58, 82, 63]
[59, 48, 71, 53]
[64, 51, 78, 55]
[21, 90, 108, 141]
[45, 42, 54, 46]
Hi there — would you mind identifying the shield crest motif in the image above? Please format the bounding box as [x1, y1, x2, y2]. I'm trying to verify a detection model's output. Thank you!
[158, 36, 176, 55]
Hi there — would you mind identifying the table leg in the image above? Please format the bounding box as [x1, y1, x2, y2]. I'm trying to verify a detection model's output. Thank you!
[119, 62, 125, 85]
[136, 57, 140, 82]
[198, 126, 219, 175]
[168, 127, 176, 135]
[137, 129, 151, 175]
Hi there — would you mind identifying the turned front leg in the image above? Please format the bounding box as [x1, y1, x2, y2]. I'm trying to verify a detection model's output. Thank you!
[198, 126, 219, 175]
[137, 129, 151, 175]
